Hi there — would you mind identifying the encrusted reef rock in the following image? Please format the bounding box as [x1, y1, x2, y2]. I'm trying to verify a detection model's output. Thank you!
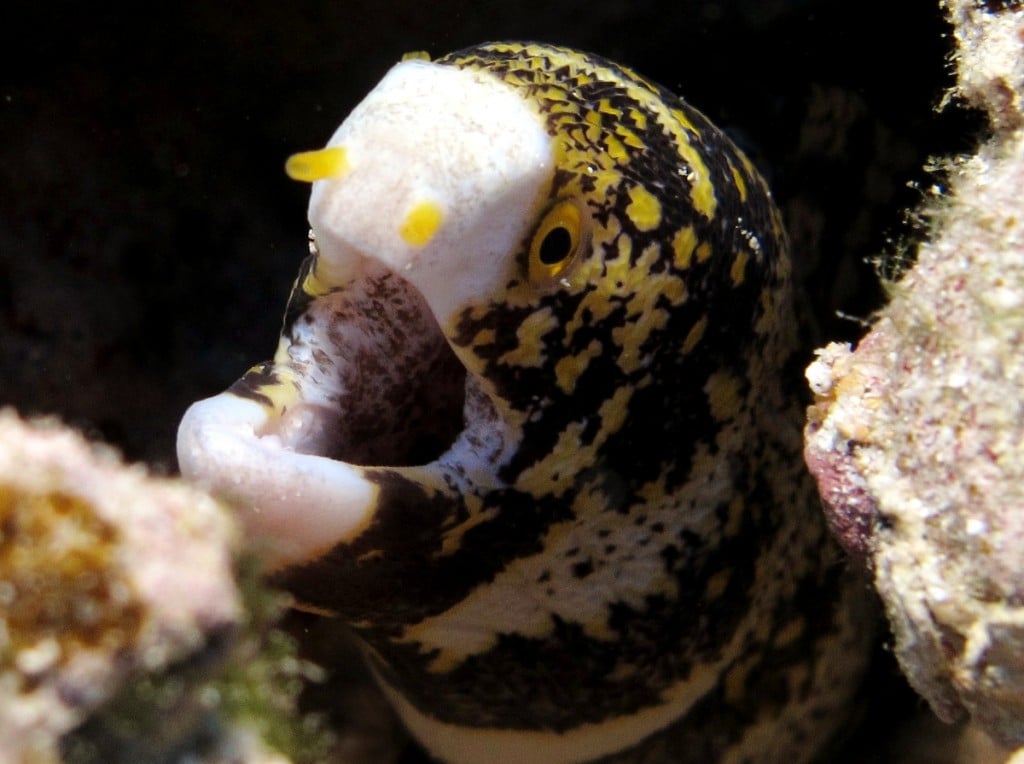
[0, 410, 326, 763]
[805, 0, 1024, 752]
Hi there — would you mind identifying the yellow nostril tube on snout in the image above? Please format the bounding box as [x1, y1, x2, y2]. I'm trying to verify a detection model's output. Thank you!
[285, 146, 349, 182]
[399, 200, 444, 247]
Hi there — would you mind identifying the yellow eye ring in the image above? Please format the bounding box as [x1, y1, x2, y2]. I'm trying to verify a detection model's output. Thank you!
[527, 198, 591, 286]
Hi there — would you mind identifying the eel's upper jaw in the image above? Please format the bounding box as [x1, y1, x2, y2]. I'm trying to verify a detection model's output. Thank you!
[303, 56, 554, 325]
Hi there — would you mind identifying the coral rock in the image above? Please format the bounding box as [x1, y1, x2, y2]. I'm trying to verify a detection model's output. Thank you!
[0, 410, 241, 762]
[805, 0, 1024, 751]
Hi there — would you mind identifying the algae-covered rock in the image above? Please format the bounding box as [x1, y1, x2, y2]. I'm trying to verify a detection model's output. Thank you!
[0, 409, 241, 761]
[0, 410, 333, 763]
[804, 0, 1024, 752]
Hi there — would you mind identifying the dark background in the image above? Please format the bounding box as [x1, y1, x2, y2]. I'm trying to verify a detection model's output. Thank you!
[0, 1, 974, 465]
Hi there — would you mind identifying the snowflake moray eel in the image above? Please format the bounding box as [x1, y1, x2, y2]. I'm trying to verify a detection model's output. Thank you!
[178, 42, 869, 763]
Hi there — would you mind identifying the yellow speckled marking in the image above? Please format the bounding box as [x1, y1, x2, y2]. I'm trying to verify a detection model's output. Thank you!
[248, 356, 303, 414]
[439, 504, 499, 557]
[285, 146, 349, 182]
[663, 113, 717, 220]
[724, 495, 745, 537]
[731, 249, 749, 286]
[497, 307, 558, 368]
[723, 652, 759, 705]
[518, 424, 589, 497]
[598, 98, 622, 118]
[682, 316, 707, 354]
[729, 163, 748, 203]
[626, 185, 662, 231]
[470, 327, 496, 347]
[671, 226, 698, 268]
[554, 339, 603, 393]
[705, 370, 742, 421]
[704, 568, 731, 600]
[773, 617, 806, 648]
[582, 615, 616, 641]
[619, 126, 645, 150]
[596, 378, 632, 434]
[612, 245, 688, 373]
[518, 386, 632, 497]
[605, 134, 629, 163]
[400, 200, 444, 247]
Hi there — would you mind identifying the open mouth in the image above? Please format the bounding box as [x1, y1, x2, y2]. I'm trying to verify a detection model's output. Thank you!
[176, 252, 472, 569]
[261, 256, 468, 469]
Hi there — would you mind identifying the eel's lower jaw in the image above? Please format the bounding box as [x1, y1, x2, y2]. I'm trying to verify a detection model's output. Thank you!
[177, 393, 381, 571]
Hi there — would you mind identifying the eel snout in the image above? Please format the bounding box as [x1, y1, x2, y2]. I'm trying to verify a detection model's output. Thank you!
[178, 56, 555, 568]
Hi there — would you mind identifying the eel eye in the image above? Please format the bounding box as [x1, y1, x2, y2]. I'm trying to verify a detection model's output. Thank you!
[528, 198, 591, 286]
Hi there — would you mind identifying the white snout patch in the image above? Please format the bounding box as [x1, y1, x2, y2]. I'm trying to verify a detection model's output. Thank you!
[307, 59, 554, 322]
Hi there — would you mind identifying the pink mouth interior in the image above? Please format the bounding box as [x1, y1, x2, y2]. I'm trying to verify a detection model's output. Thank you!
[272, 264, 467, 468]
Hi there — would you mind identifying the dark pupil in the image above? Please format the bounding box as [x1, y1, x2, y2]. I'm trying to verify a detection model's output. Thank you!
[538, 226, 573, 265]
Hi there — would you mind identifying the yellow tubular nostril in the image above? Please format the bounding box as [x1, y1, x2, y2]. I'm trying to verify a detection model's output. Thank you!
[284, 146, 349, 182]
[399, 200, 444, 247]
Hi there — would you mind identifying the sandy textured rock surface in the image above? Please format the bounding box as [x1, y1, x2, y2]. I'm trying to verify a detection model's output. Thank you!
[805, 0, 1024, 753]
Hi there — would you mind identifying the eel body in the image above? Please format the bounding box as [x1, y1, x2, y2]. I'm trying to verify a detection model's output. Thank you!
[178, 42, 868, 763]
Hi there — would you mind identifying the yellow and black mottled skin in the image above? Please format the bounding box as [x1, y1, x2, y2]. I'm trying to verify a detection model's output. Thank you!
[229, 42, 868, 762]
